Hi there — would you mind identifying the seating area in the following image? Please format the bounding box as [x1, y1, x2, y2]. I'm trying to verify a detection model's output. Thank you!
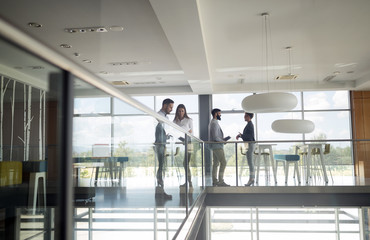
[238, 143, 333, 185]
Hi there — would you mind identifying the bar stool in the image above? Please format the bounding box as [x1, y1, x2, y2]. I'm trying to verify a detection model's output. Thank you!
[254, 144, 277, 184]
[274, 154, 301, 184]
[306, 144, 328, 184]
[238, 145, 249, 185]
[310, 144, 332, 183]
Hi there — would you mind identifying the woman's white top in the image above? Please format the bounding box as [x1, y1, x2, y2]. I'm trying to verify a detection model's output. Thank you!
[174, 117, 193, 133]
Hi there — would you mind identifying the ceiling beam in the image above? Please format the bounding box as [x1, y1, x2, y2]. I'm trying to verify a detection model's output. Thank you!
[149, 0, 212, 94]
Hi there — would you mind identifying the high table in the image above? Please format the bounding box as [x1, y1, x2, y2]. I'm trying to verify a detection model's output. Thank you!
[73, 157, 129, 186]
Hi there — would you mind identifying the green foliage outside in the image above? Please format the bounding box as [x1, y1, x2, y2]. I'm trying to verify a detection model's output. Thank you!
[74, 132, 354, 179]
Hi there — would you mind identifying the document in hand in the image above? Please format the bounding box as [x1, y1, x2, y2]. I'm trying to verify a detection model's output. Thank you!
[223, 136, 231, 141]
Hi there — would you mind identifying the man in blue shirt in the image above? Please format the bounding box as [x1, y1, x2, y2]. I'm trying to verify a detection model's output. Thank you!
[155, 98, 174, 199]
[236, 112, 255, 186]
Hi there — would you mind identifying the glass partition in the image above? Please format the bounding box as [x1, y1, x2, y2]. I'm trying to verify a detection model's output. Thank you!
[0, 37, 63, 239]
[72, 79, 202, 239]
[0, 34, 203, 240]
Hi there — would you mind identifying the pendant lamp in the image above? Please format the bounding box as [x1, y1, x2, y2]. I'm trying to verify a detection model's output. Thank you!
[272, 119, 315, 134]
[241, 92, 297, 113]
[241, 13, 297, 113]
[271, 47, 315, 134]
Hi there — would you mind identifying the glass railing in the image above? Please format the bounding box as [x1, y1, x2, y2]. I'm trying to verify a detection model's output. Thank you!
[204, 139, 360, 187]
[71, 78, 203, 239]
[208, 206, 367, 239]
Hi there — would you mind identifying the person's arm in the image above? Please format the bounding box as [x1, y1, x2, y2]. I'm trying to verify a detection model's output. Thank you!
[240, 122, 254, 141]
[188, 118, 193, 133]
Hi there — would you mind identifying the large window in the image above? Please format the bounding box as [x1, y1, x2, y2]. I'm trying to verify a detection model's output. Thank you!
[73, 95, 200, 157]
[212, 91, 350, 142]
[212, 91, 353, 179]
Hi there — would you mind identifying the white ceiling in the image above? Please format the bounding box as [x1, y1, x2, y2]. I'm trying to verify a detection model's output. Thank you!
[0, 0, 369, 95]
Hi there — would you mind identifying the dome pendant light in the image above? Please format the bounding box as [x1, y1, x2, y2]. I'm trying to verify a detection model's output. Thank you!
[272, 119, 315, 134]
[242, 92, 297, 113]
[271, 47, 315, 134]
[241, 13, 297, 113]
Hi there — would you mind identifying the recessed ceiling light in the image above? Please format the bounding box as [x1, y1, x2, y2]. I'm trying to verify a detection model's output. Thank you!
[83, 59, 92, 63]
[110, 61, 138, 66]
[112, 81, 129, 86]
[65, 27, 108, 33]
[74, 53, 80, 57]
[28, 22, 42, 28]
[28, 66, 44, 70]
[109, 26, 124, 32]
[60, 44, 71, 48]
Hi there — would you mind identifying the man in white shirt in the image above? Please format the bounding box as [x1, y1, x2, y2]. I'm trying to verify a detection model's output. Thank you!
[208, 108, 230, 187]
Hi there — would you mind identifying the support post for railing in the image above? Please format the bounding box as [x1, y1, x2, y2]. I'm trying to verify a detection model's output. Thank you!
[185, 134, 189, 215]
[235, 142, 239, 186]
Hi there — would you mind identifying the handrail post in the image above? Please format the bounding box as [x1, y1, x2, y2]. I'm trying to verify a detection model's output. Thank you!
[235, 142, 239, 186]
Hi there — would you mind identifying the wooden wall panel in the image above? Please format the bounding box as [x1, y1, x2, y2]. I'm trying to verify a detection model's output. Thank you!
[351, 91, 370, 180]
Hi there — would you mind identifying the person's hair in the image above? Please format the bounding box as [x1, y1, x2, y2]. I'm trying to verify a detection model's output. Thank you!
[246, 112, 254, 119]
[211, 108, 221, 117]
[174, 104, 190, 121]
[162, 98, 174, 106]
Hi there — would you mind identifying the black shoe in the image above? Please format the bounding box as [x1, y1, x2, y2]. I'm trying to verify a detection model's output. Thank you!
[217, 181, 230, 187]
[163, 192, 172, 200]
[245, 179, 255, 186]
[212, 181, 219, 187]
[180, 182, 193, 188]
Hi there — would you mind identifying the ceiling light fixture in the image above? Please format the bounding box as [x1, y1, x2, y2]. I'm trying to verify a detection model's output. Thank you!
[241, 13, 297, 113]
[28, 22, 42, 28]
[109, 26, 124, 32]
[82, 59, 92, 63]
[111, 81, 129, 86]
[65, 27, 108, 33]
[272, 119, 314, 134]
[275, 47, 298, 80]
[60, 44, 71, 48]
[271, 50, 314, 134]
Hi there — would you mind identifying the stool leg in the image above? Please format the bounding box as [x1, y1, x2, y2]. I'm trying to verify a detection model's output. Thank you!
[263, 155, 269, 181]
[28, 173, 37, 215]
[41, 173, 46, 213]
[285, 162, 289, 184]
[256, 155, 261, 184]
[294, 162, 301, 183]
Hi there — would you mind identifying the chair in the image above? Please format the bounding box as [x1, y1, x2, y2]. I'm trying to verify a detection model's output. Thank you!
[274, 154, 301, 184]
[309, 144, 332, 183]
[312, 144, 333, 183]
[238, 145, 247, 184]
[254, 144, 276, 184]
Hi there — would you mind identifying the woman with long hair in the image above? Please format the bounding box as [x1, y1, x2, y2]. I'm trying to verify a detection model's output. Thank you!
[173, 104, 193, 187]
